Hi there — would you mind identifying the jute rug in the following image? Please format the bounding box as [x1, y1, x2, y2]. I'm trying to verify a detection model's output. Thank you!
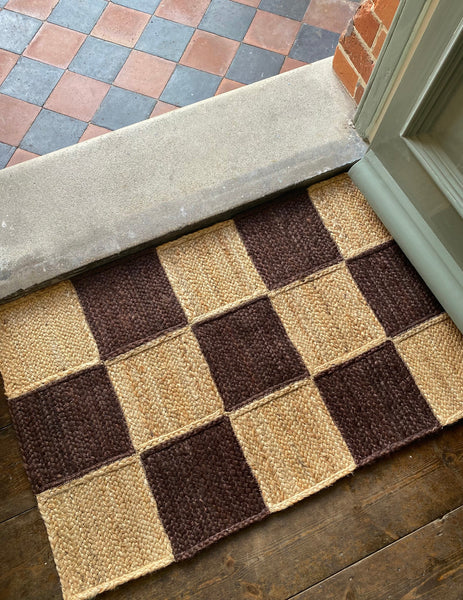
[1, 174, 462, 600]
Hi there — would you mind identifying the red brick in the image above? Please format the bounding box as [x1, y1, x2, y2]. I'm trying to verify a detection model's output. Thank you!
[354, 0, 380, 46]
[332, 46, 358, 96]
[354, 81, 364, 104]
[340, 30, 373, 83]
[373, 0, 399, 29]
[372, 27, 387, 58]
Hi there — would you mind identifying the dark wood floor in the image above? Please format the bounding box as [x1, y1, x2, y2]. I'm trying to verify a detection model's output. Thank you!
[1, 382, 463, 600]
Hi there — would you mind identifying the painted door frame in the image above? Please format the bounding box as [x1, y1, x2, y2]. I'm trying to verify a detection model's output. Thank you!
[349, 0, 463, 331]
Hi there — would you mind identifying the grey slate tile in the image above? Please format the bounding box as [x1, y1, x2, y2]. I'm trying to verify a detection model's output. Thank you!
[160, 65, 221, 107]
[0, 142, 15, 169]
[258, 0, 310, 21]
[92, 87, 156, 130]
[290, 24, 340, 62]
[112, 0, 161, 13]
[199, 0, 256, 41]
[226, 44, 284, 85]
[21, 109, 86, 155]
[0, 0, 9, 6]
[69, 37, 130, 84]
[136, 17, 193, 62]
[0, 57, 63, 106]
[48, 0, 106, 34]
[0, 10, 41, 54]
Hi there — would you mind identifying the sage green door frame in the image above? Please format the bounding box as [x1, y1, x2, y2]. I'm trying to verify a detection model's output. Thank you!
[349, 0, 463, 332]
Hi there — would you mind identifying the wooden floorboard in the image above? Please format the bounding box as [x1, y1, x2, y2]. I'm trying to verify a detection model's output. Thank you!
[2, 421, 463, 599]
[293, 506, 463, 600]
[0, 426, 35, 523]
[0, 378, 10, 430]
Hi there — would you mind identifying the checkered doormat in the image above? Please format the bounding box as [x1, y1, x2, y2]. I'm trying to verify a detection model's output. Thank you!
[1, 174, 462, 600]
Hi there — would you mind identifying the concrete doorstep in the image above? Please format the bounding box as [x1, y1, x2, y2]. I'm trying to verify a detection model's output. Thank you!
[0, 57, 367, 302]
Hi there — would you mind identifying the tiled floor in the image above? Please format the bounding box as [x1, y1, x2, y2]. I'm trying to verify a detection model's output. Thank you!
[0, 0, 358, 168]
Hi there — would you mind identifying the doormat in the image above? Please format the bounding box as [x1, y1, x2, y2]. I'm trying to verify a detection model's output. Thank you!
[1, 174, 462, 600]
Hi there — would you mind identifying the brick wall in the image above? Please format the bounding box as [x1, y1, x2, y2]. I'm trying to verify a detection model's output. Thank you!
[333, 0, 400, 103]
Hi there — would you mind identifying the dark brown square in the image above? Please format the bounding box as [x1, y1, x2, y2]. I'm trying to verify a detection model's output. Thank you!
[141, 417, 267, 560]
[234, 188, 341, 290]
[72, 249, 187, 360]
[315, 341, 440, 465]
[347, 241, 443, 337]
[193, 297, 308, 410]
[8, 366, 134, 493]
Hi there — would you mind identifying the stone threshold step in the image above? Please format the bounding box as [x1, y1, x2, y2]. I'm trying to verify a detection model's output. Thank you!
[0, 56, 367, 303]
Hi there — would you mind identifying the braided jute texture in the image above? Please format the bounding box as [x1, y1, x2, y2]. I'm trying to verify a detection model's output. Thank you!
[1, 174, 462, 600]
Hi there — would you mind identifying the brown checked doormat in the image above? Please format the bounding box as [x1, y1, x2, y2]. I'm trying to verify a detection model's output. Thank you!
[1, 174, 463, 600]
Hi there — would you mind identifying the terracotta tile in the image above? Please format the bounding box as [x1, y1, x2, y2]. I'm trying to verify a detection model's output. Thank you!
[280, 56, 306, 72]
[44, 71, 109, 121]
[79, 123, 111, 142]
[0, 94, 40, 146]
[0, 49, 18, 85]
[6, 148, 38, 167]
[155, 0, 211, 27]
[150, 101, 178, 116]
[215, 78, 244, 95]
[23, 23, 85, 69]
[234, 0, 260, 5]
[244, 10, 300, 55]
[114, 50, 175, 98]
[180, 30, 239, 76]
[303, 0, 358, 35]
[354, 81, 364, 103]
[92, 3, 150, 47]
[5, 0, 58, 19]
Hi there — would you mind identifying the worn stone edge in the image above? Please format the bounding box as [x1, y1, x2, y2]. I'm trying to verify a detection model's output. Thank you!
[0, 58, 367, 303]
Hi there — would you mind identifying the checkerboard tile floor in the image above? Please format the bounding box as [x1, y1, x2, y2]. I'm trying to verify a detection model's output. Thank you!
[0, 0, 358, 168]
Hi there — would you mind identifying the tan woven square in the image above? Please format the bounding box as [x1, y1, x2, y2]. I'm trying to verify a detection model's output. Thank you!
[309, 173, 391, 258]
[38, 458, 173, 600]
[107, 329, 223, 449]
[271, 264, 384, 372]
[158, 221, 266, 319]
[0, 281, 99, 397]
[231, 381, 355, 511]
[396, 317, 463, 425]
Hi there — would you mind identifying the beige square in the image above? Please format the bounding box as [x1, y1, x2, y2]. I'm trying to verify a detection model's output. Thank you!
[397, 317, 463, 425]
[0, 281, 99, 397]
[108, 329, 223, 448]
[271, 265, 384, 372]
[309, 173, 391, 258]
[38, 459, 173, 600]
[158, 221, 266, 319]
[231, 382, 355, 510]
